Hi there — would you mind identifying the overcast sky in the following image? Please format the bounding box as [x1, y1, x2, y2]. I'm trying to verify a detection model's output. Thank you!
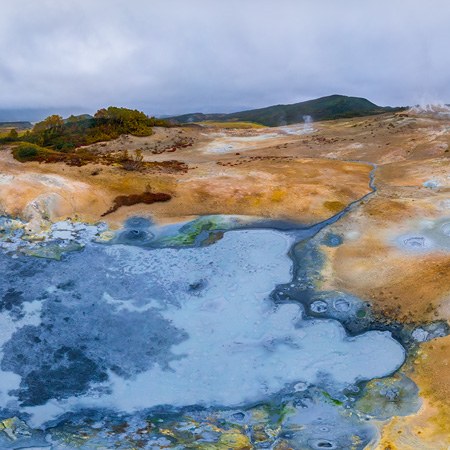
[1, 0, 450, 116]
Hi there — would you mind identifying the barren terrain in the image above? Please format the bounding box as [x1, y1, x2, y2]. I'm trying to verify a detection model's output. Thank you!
[1, 111, 449, 448]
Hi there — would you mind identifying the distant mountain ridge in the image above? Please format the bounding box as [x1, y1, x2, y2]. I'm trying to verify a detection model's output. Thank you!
[0, 108, 89, 123]
[166, 95, 404, 127]
[0, 121, 32, 130]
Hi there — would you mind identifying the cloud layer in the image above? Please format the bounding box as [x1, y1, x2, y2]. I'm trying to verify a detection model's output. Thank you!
[1, 0, 450, 115]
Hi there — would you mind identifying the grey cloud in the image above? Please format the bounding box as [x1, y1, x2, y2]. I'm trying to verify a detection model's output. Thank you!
[1, 0, 450, 116]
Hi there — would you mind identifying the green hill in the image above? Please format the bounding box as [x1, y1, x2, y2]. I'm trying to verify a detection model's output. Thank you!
[167, 95, 404, 127]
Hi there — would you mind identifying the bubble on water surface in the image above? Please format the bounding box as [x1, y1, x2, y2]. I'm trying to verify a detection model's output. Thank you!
[309, 439, 337, 449]
[333, 298, 351, 312]
[398, 234, 434, 251]
[310, 300, 328, 313]
[404, 236, 425, 247]
[441, 222, 450, 236]
[117, 228, 155, 244]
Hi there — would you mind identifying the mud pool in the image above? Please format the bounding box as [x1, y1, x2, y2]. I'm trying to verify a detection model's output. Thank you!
[396, 217, 450, 252]
[0, 212, 420, 449]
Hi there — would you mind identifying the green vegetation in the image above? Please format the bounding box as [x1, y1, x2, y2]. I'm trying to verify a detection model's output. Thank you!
[167, 94, 406, 127]
[322, 390, 344, 406]
[15, 144, 38, 159]
[12, 143, 55, 161]
[10, 139, 189, 169]
[12, 142, 101, 165]
[8, 128, 18, 140]
[158, 216, 239, 247]
[22, 107, 167, 150]
[1, 107, 173, 165]
[7, 107, 171, 152]
[0, 127, 23, 144]
[161, 218, 222, 246]
[262, 402, 296, 425]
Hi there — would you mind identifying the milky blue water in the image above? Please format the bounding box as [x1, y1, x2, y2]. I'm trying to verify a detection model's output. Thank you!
[0, 214, 413, 448]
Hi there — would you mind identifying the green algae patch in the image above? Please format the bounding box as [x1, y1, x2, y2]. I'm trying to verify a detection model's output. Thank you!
[159, 216, 234, 247]
[322, 390, 344, 406]
[356, 308, 367, 318]
[215, 431, 252, 449]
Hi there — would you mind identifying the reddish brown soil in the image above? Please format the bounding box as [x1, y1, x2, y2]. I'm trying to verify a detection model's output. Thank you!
[102, 191, 172, 216]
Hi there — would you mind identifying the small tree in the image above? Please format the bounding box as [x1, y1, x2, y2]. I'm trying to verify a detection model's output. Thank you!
[33, 114, 64, 133]
[7, 129, 18, 140]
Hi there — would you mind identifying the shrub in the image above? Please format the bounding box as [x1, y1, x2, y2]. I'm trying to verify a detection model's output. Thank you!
[15, 144, 38, 159]
[12, 143, 49, 161]
[120, 148, 144, 171]
[8, 129, 18, 140]
[0, 128, 19, 144]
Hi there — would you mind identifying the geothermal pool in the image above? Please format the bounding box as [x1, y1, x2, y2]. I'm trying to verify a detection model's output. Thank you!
[0, 217, 411, 448]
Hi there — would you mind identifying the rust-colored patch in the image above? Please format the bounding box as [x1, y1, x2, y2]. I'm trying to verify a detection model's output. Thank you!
[145, 160, 188, 173]
[102, 191, 172, 216]
[323, 200, 346, 213]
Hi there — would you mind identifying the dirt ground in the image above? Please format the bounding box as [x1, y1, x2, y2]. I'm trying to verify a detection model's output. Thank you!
[0, 124, 374, 228]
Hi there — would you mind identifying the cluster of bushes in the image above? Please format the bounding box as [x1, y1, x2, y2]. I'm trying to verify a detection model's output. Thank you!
[11, 141, 189, 174]
[10, 107, 171, 151]
[12, 142, 103, 166]
[0, 128, 19, 144]
[12, 143, 55, 162]
[1, 107, 177, 167]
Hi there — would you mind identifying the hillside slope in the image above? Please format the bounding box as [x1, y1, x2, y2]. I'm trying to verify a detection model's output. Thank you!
[167, 94, 403, 126]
